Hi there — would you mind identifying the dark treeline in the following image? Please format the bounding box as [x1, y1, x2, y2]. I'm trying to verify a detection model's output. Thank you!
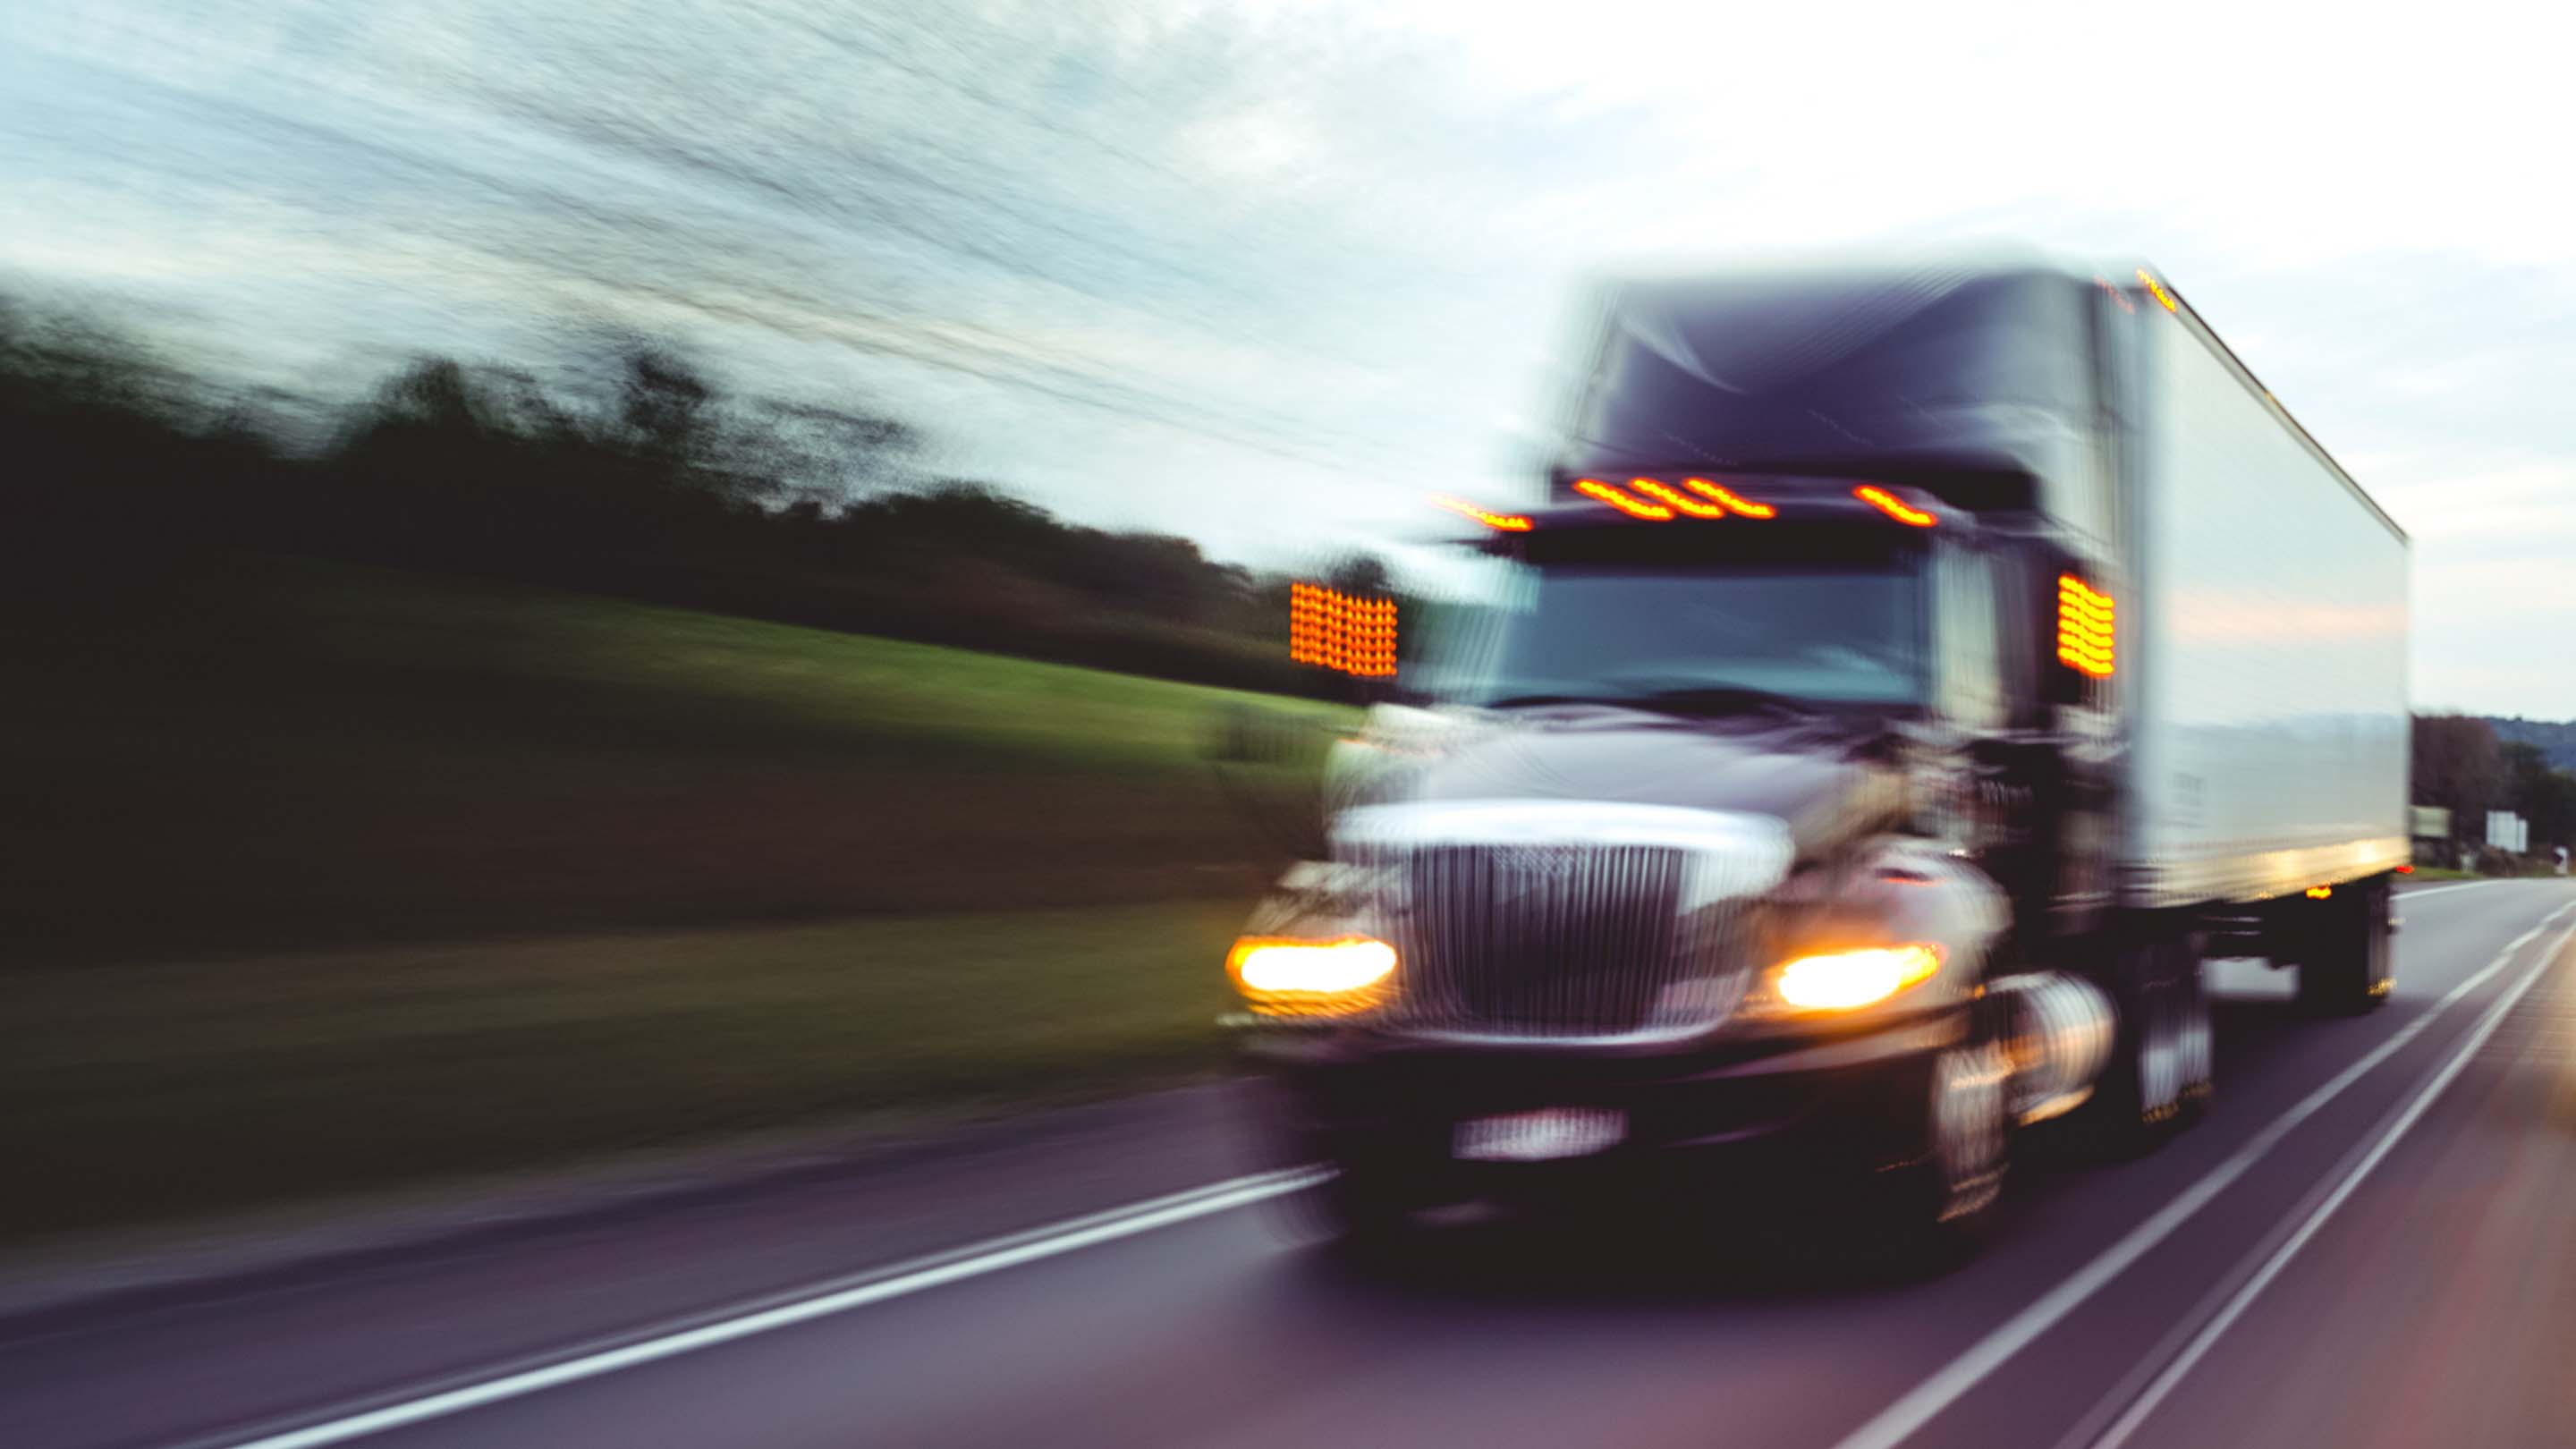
[2412, 711, 2576, 866]
[0, 297, 1394, 699]
[2487, 716, 2576, 775]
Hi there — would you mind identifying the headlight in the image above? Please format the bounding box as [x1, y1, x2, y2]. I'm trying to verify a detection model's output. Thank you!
[1225, 936, 1397, 1016]
[1772, 944, 1944, 1012]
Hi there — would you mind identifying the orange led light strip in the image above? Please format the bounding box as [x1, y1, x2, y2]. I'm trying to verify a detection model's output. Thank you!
[2137, 268, 2180, 313]
[1429, 495, 1532, 531]
[1853, 485, 1936, 527]
[1572, 478, 1674, 520]
[1629, 479, 1727, 518]
[1683, 479, 1776, 517]
[2056, 574, 2114, 678]
[1289, 581, 1399, 678]
[1563, 476, 1777, 522]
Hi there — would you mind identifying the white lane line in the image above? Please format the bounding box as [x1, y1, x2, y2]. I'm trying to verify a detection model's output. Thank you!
[1824, 897, 2576, 1449]
[2080, 908, 2576, 1449]
[203, 1167, 1326, 1449]
[196, 880, 2569, 1449]
[2398, 881, 2510, 901]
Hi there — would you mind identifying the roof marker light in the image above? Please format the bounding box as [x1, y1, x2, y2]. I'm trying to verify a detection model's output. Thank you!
[1853, 485, 1936, 527]
[1572, 478, 1674, 521]
[1683, 479, 1776, 518]
[1630, 479, 1728, 518]
[1429, 495, 1533, 531]
[2137, 268, 2180, 313]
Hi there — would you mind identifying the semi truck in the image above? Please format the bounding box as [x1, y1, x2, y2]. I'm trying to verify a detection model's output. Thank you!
[1223, 251, 2410, 1257]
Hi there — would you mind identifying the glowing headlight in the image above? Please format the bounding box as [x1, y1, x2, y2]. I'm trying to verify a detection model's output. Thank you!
[1773, 944, 1944, 1012]
[1225, 936, 1397, 1016]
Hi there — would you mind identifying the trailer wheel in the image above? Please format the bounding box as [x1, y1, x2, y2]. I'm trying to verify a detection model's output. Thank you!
[2298, 878, 2394, 1016]
[2177, 949, 2215, 1119]
[2065, 934, 2208, 1157]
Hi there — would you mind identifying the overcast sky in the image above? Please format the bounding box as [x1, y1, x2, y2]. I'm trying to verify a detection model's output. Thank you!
[4, 0, 2571, 714]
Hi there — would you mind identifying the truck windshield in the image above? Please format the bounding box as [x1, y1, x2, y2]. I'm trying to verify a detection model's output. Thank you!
[1438, 564, 1927, 711]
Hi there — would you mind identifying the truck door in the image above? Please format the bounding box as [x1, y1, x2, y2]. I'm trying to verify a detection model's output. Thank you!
[1936, 542, 2058, 928]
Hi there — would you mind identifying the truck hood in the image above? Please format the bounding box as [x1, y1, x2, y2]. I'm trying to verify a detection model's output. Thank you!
[1380, 707, 1910, 862]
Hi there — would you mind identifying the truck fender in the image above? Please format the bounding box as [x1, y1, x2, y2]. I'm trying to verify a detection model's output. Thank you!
[1983, 973, 2118, 1125]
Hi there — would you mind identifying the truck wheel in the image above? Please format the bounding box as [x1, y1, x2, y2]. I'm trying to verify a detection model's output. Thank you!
[2298, 878, 2394, 1016]
[2066, 935, 2209, 1157]
[1875, 1034, 2011, 1272]
[2178, 951, 2215, 1118]
[1278, 1162, 1420, 1258]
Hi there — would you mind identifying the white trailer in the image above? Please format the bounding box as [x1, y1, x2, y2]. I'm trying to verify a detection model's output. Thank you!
[2121, 282, 2411, 908]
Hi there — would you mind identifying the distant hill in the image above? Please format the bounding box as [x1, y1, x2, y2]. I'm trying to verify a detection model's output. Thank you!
[2486, 716, 2576, 774]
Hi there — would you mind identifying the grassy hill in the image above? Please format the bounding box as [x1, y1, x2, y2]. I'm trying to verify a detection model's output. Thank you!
[7, 553, 1349, 960]
[4, 555, 1350, 1238]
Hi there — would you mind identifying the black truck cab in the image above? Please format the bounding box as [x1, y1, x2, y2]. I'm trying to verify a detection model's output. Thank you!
[1222, 254, 2400, 1260]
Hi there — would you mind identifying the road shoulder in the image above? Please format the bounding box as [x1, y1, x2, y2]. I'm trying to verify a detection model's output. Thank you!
[0, 1078, 1262, 1330]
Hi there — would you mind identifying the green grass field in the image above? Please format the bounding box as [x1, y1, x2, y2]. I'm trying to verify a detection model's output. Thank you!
[2405, 862, 2564, 882]
[4, 554, 1350, 1239]
[8, 902, 1248, 1239]
[7, 553, 1350, 958]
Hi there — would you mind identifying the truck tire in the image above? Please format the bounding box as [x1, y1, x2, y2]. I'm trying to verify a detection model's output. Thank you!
[1872, 1027, 2012, 1273]
[2298, 878, 2394, 1015]
[1275, 1161, 1421, 1259]
[2063, 933, 2212, 1157]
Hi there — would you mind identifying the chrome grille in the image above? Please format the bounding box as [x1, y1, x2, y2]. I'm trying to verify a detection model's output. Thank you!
[1366, 842, 1751, 1038]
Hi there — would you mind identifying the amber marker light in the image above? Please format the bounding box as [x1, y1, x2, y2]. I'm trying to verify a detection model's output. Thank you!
[1773, 944, 1944, 1012]
[1682, 479, 1775, 518]
[1289, 582, 1398, 678]
[1430, 495, 1533, 531]
[1853, 485, 1936, 527]
[1225, 936, 1398, 1016]
[2056, 575, 2115, 679]
[1572, 478, 1675, 521]
[2307, 886, 2334, 900]
[1631, 479, 1728, 518]
[2138, 268, 2181, 313]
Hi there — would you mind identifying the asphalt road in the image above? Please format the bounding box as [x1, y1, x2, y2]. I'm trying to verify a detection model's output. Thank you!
[6, 879, 2574, 1449]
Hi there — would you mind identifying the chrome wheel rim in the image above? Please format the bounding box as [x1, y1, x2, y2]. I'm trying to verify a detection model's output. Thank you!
[1931, 1040, 2009, 1220]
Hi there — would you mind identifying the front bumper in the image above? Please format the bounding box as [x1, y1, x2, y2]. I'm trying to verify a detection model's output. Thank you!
[1238, 1010, 1967, 1208]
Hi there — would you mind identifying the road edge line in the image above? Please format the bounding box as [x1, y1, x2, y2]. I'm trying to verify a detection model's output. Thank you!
[1821, 896, 2576, 1449]
[2078, 908, 2576, 1448]
[197, 1167, 1325, 1449]
[2397, 880, 2506, 900]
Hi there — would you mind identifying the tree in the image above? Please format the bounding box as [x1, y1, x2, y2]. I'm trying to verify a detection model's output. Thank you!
[728, 398, 916, 510]
[2499, 741, 2576, 852]
[0, 289, 1340, 698]
[1326, 552, 1394, 598]
[2412, 713, 2501, 844]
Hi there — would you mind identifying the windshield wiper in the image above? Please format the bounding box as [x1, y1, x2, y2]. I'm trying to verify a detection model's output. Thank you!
[1481, 685, 1820, 718]
[1626, 685, 1820, 718]
[1481, 692, 1628, 710]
